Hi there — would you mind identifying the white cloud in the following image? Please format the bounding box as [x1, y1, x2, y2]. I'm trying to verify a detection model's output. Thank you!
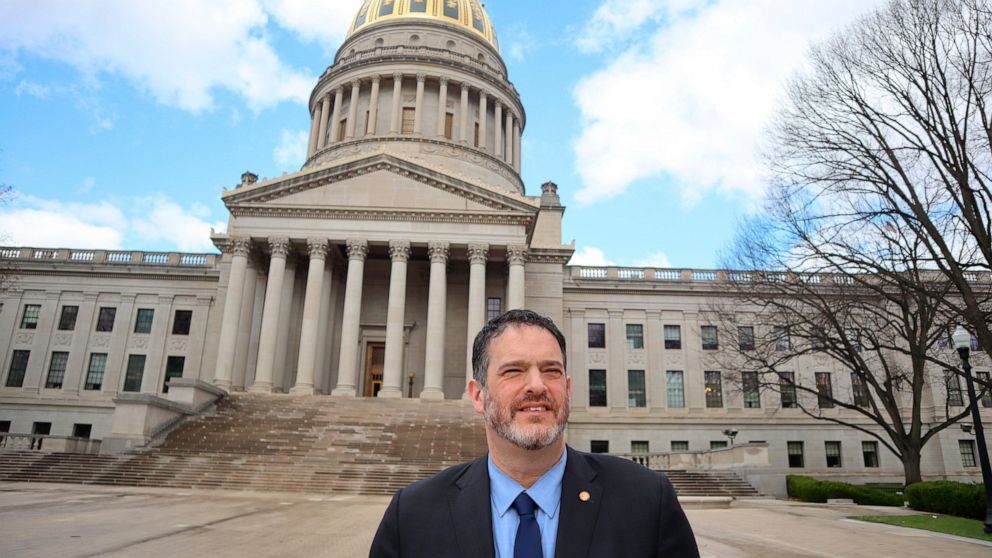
[262, 0, 363, 48]
[130, 197, 227, 252]
[572, 0, 885, 206]
[568, 246, 616, 267]
[273, 129, 310, 168]
[633, 251, 672, 269]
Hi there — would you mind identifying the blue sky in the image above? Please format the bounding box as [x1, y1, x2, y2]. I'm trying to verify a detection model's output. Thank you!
[0, 0, 884, 268]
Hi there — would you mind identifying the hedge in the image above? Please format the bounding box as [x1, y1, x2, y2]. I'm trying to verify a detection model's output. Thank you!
[786, 475, 904, 506]
[905, 481, 986, 520]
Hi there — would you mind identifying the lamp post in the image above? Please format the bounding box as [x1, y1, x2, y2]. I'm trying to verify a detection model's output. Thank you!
[722, 428, 739, 447]
[952, 325, 992, 533]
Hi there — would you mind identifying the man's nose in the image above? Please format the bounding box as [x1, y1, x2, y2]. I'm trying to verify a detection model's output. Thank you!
[523, 367, 548, 394]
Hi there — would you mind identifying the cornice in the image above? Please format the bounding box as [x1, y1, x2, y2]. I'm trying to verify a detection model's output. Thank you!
[228, 205, 534, 227]
[12, 268, 220, 283]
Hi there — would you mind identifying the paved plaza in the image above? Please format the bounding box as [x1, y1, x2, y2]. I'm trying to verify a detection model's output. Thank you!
[0, 482, 989, 557]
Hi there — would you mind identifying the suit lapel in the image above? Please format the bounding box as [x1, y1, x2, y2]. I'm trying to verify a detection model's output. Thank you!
[555, 447, 603, 558]
[448, 456, 496, 558]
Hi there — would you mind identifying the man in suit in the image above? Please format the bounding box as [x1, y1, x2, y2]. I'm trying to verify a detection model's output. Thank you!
[370, 309, 699, 557]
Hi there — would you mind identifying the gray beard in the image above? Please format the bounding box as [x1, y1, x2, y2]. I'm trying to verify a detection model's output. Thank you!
[483, 390, 569, 451]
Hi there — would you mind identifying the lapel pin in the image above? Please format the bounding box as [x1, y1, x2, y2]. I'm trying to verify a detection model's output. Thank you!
[579, 491, 591, 502]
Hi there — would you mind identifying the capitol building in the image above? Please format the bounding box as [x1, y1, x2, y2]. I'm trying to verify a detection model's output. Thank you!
[1, 0, 988, 495]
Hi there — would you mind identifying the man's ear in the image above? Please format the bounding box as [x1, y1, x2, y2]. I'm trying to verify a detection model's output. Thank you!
[467, 379, 485, 414]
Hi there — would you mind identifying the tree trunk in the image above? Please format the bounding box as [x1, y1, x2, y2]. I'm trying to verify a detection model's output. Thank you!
[902, 450, 923, 486]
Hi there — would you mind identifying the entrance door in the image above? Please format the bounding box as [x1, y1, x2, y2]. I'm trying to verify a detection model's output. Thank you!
[363, 343, 385, 397]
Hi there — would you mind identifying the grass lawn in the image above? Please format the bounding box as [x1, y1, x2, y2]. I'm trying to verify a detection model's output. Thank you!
[853, 514, 992, 542]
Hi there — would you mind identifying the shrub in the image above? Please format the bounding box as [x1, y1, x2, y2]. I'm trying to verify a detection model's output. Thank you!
[786, 475, 904, 506]
[905, 481, 986, 520]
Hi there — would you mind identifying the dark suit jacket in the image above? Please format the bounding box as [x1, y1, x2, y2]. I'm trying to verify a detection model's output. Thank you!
[369, 447, 699, 557]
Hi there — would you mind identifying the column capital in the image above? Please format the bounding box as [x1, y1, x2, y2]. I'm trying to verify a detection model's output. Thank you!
[439, 76, 449, 86]
[346, 239, 369, 261]
[268, 237, 291, 257]
[334, 86, 344, 96]
[416, 73, 426, 83]
[467, 243, 490, 264]
[494, 98, 503, 109]
[428, 241, 450, 264]
[393, 72, 404, 81]
[389, 240, 411, 262]
[371, 74, 382, 84]
[479, 90, 489, 99]
[507, 244, 528, 265]
[231, 236, 252, 257]
[351, 79, 361, 88]
[306, 238, 329, 260]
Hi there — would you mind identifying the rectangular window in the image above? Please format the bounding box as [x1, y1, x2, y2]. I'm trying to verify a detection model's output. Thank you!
[978, 372, 992, 408]
[701, 326, 719, 350]
[627, 370, 646, 408]
[95, 307, 116, 332]
[20, 304, 41, 329]
[862, 441, 879, 468]
[774, 325, 790, 351]
[590, 440, 609, 454]
[960, 440, 977, 467]
[85, 353, 107, 390]
[45, 352, 69, 389]
[738, 326, 754, 351]
[710, 440, 728, 450]
[32, 422, 51, 435]
[444, 112, 454, 139]
[486, 298, 502, 322]
[0, 420, 10, 433]
[172, 310, 193, 335]
[401, 107, 415, 134]
[664, 325, 681, 349]
[945, 371, 964, 406]
[58, 306, 79, 331]
[589, 369, 607, 407]
[704, 371, 723, 408]
[625, 324, 644, 350]
[742, 371, 761, 408]
[134, 308, 154, 334]
[587, 323, 606, 348]
[163, 356, 185, 393]
[671, 441, 689, 452]
[788, 441, 805, 468]
[6, 350, 30, 387]
[825, 441, 843, 468]
[474, 122, 480, 147]
[851, 373, 870, 407]
[666, 370, 685, 408]
[122, 354, 146, 393]
[811, 327, 826, 351]
[363, 111, 370, 136]
[815, 372, 834, 409]
[779, 371, 797, 408]
[631, 441, 649, 454]
[72, 424, 92, 439]
[338, 117, 347, 141]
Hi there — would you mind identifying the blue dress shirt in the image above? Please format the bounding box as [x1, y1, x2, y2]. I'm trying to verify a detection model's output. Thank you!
[488, 450, 567, 558]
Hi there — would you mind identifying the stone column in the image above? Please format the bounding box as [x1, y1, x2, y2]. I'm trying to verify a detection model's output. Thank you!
[513, 118, 522, 172]
[436, 77, 448, 138]
[213, 237, 252, 390]
[291, 238, 329, 395]
[379, 240, 411, 398]
[367, 76, 381, 135]
[346, 80, 360, 139]
[505, 112, 514, 164]
[332, 240, 368, 397]
[250, 237, 290, 393]
[459, 83, 470, 143]
[317, 94, 332, 150]
[414, 73, 426, 135]
[390, 73, 403, 134]
[421, 242, 449, 400]
[494, 100, 503, 158]
[307, 103, 322, 158]
[464, 243, 489, 394]
[329, 87, 344, 144]
[507, 244, 527, 310]
[478, 91, 488, 151]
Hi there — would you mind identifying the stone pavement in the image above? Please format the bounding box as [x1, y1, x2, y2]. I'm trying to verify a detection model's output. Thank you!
[1, 482, 989, 557]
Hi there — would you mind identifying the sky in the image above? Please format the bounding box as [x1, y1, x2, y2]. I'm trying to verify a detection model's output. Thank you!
[0, 0, 886, 268]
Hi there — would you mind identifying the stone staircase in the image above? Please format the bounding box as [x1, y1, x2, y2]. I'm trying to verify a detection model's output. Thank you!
[0, 394, 760, 497]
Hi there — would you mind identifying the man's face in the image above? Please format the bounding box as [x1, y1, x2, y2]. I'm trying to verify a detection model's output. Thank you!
[471, 324, 571, 451]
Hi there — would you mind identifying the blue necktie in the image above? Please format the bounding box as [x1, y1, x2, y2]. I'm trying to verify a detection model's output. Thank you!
[512, 492, 543, 558]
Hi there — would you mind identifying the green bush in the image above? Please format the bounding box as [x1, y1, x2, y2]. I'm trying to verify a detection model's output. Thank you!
[786, 475, 904, 506]
[905, 481, 986, 520]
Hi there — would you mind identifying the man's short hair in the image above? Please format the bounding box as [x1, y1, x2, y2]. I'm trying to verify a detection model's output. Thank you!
[471, 309, 567, 387]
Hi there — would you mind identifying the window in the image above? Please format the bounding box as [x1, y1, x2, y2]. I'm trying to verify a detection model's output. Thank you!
[710, 441, 728, 450]
[20, 304, 41, 329]
[815, 372, 834, 409]
[671, 441, 689, 452]
[664, 325, 681, 349]
[851, 373, 870, 407]
[134, 308, 154, 334]
[590, 440, 609, 454]
[45, 352, 68, 389]
[486, 298, 502, 322]
[85, 353, 107, 390]
[163, 356, 185, 393]
[123, 355, 146, 393]
[628, 370, 646, 407]
[810, 327, 827, 351]
[960, 440, 977, 467]
[779, 371, 797, 408]
[787, 441, 805, 468]
[862, 441, 879, 468]
[0, 420, 9, 433]
[631, 441, 649, 454]
[32, 422, 51, 435]
[72, 424, 92, 439]
[978, 372, 992, 408]
[6, 350, 30, 387]
[58, 306, 79, 331]
[401, 107, 415, 134]
[95, 307, 116, 332]
[625, 324, 644, 349]
[738, 326, 754, 351]
[774, 326, 790, 351]
[945, 371, 964, 406]
[589, 369, 607, 407]
[474, 122, 480, 147]
[704, 371, 723, 408]
[172, 310, 193, 335]
[363, 111, 370, 136]
[338, 117, 347, 141]
[825, 441, 842, 468]
[444, 112, 454, 139]
[587, 323, 606, 348]
[742, 371, 761, 408]
[701, 326, 718, 350]
[666, 370, 685, 408]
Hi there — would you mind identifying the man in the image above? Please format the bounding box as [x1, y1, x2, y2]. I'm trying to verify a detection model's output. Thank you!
[370, 309, 699, 557]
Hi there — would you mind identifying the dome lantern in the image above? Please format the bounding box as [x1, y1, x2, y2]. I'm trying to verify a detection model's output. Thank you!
[348, 0, 499, 51]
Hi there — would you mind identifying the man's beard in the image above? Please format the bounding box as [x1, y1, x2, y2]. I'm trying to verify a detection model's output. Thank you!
[483, 389, 570, 451]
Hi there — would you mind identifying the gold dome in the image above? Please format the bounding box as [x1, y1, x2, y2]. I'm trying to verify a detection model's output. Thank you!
[348, 0, 499, 51]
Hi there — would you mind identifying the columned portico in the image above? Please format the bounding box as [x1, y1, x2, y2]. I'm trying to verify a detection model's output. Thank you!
[421, 241, 449, 400]
[250, 237, 290, 393]
[213, 237, 252, 390]
[507, 244, 527, 310]
[379, 240, 411, 398]
[465, 243, 489, 394]
[291, 238, 329, 395]
[332, 239, 368, 396]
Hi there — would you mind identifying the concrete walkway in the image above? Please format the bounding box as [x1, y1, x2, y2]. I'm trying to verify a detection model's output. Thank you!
[0, 483, 989, 557]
